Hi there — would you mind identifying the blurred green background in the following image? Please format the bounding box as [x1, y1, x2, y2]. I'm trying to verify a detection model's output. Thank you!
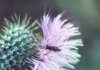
[0, 0, 100, 70]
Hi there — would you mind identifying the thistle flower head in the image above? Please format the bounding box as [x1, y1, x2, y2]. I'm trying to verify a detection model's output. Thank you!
[0, 14, 39, 70]
[37, 11, 82, 47]
[27, 10, 83, 70]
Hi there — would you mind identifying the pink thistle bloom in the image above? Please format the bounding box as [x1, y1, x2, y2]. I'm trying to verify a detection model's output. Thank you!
[26, 10, 83, 70]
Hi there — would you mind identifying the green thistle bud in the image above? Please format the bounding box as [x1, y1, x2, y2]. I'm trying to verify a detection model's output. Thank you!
[0, 13, 39, 70]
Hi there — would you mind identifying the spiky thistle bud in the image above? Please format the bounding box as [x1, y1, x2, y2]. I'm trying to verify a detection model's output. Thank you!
[0, 14, 39, 70]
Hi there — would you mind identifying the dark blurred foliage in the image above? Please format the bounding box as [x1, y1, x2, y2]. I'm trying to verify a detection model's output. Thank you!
[0, 0, 100, 70]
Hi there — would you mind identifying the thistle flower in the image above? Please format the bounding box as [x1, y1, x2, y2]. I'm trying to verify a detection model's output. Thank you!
[26, 10, 83, 70]
[0, 14, 39, 70]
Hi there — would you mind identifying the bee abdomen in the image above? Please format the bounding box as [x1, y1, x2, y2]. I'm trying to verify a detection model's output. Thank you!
[46, 45, 61, 51]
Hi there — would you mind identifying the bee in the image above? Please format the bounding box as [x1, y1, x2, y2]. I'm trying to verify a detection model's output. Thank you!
[46, 45, 61, 52]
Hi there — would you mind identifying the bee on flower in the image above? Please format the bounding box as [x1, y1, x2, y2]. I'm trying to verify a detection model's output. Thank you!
[26, 9, 83, 70]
